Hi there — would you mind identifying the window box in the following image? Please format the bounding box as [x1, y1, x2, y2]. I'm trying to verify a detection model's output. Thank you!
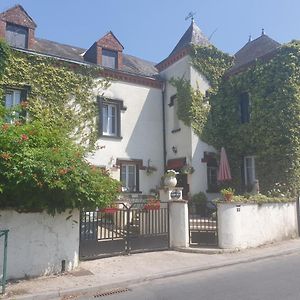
[143, 200, 160, 211]
[100, 207, 118, 214]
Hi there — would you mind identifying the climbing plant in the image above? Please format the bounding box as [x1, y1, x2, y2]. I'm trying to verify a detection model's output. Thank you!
[0, 40, 120, 213]
[171, 41, 300, 196]
[205, 41, 300, 196]
[0, 39, 109, 151]
[171, 44, 233, 137]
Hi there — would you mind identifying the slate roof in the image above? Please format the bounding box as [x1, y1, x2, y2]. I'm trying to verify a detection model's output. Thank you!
[31, 38, 158, 78]
[229, 34, 281, 74]
[169, 20, 210, 57]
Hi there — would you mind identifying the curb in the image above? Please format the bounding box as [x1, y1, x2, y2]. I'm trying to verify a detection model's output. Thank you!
[8, 245, 300, 300]
[174, 247, 239, 254]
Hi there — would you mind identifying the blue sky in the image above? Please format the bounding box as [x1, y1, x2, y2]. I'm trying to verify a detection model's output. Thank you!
[0, 0, 299, 63]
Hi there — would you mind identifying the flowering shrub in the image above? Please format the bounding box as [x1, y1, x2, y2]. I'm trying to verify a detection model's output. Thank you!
[0, 113, 120, 214]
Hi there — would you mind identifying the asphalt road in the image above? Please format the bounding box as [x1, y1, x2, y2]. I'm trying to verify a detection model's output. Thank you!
[79, 252, 300, 300]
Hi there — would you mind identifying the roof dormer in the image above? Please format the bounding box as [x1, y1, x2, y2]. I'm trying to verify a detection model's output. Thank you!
[84, 31, 124, 70]
[0, 5, 36, 49]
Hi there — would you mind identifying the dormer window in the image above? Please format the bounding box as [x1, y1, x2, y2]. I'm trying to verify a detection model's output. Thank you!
[6, 23, 28, 48]
[102, 49, 118, 69]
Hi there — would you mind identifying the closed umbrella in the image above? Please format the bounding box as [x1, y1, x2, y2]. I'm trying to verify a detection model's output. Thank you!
[217, 147, 232, 182]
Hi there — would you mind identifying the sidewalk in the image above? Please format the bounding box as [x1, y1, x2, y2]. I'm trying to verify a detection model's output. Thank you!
[2, 239, 300, 300]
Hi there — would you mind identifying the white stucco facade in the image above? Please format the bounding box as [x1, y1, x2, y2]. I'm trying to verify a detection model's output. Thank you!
[158, 55, 217, 199]
[88, 79, 164, 195]
[88, 53, 218, 198]
[218, 202, 298, 249]
[0, 210, 80, 280]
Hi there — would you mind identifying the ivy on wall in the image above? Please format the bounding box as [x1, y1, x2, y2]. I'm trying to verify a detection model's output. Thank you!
[0, 40, 120, 213]
[205, 41, 300, 196]
[0, 40, 109, 151]
[171, 44, 233, 137]
[171, 41, 300, 196]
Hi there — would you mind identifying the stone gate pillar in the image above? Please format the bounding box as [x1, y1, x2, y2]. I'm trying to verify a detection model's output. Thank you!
[159, 187, 189, 249]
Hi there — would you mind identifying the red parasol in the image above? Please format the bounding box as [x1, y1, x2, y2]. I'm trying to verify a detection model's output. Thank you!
[217, 147, 232, 182]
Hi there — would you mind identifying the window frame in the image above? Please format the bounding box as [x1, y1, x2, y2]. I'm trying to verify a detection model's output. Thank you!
[102, 102, 117, 136]
[98, 97, 126, 139]
[206, 155, 218, 193]
[169, 94, 181, 133]
[117, 159, 141, 193]
[3, 88, 28, 123]
[244, 156, 256, 187]
[239, 92, 251, 124]
[102, 49, 118, 69]
[207, 165, 218, 192]
[5, 22, 29, 49]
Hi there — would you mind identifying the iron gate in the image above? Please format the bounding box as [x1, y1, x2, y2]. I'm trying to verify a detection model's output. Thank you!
[80, 202, 169, 259]
[189, 203, 218, 246]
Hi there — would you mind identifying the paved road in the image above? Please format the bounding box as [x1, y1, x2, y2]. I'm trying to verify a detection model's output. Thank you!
[79, 252, 300, 300]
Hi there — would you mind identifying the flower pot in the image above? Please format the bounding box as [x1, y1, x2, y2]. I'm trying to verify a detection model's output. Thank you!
[224, 193, 233, 202]
[164, 176, 177, 187]
[101, 208, 118, 214]
[144, 203, 160, 210]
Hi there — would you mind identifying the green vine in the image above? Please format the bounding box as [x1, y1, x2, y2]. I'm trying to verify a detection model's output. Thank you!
[206, 41, 300, 196]
[0, 39, 10, 81]
[0, 40, 109, 151]
[170, 78, 210, 136]
[171, 44, 233, 136]
[171, 41, 300, 196]
[190, 45, 234, 88]
[0, 40, 120, 213]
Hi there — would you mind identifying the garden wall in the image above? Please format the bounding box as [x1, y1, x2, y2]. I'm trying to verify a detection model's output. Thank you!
[218, 202, 298, 249]
[0, 209, 80, 280]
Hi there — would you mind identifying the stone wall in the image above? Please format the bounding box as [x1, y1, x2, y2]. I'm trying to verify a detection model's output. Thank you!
[218, 202, 298, 249]
[0, 209, 80, 280]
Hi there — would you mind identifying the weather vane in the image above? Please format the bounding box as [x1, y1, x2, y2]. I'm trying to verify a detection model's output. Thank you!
[185, 11, 196, 22]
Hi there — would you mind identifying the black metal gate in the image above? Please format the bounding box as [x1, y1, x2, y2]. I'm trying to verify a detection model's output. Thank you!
[80, 202, 169, 260]
[189, 203, 218, 247]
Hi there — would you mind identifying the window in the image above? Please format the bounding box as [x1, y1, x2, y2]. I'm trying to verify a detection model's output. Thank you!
[120, 164, 139, 192]
[244, 156, 256, 187]
[102, 49, 118, 69]
[173, 97, 180, 130]
[6, 23, 28, 48]
[99, 98, 125, 138]
[169, 95, 180, 133]
[239, 92, 250, 123]
[102, 103, 117, 136]
[4, 89, 27, 123]
[207, 157, 218, 192]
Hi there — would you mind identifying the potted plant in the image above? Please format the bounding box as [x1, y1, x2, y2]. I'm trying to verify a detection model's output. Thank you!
[146, 166, 157, 175]
[100, 203, 118, 214]
[143, 198, 160, 210]
[180, 164, 195, 175]
[163, 169, 179, 187]
[220, 187, 235, 202]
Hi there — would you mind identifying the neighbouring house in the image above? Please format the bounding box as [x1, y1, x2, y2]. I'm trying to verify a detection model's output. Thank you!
[1, 4, 298, 199]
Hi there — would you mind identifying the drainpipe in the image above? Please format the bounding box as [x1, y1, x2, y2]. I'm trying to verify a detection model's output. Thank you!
[162, 81, 167, 171]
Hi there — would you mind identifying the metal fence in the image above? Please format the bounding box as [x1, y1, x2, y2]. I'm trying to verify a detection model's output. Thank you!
[189, 204, 218, 247]
[80, 201, 169, 259]
[0, 230, 9, 294]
